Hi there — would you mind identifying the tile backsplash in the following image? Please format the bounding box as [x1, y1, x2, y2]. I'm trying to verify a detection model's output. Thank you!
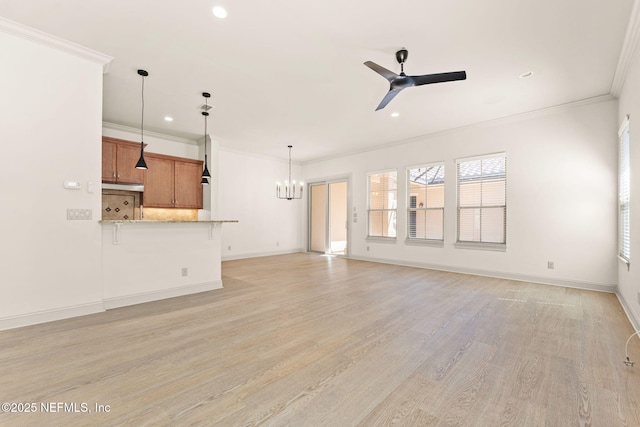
[102, 190, 141, 220]
[142, 208, 198, 221]
[102, 190, 198, 221]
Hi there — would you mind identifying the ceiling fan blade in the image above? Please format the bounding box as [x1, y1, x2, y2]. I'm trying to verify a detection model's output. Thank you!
[375, 89, 403, 111]
[412, 71, 466, 86]
[364, 61, 398, 82]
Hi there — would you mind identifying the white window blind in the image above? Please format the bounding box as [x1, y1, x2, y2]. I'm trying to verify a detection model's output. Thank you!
[368, 171, 397, 238]
[619, 116, 630, 262]
[407, 164, 444, 240]
[457, 154, 506, 245]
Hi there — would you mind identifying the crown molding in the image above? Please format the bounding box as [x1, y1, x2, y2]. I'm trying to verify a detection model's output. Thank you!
[611, 0, 640, 97]
[0, 16, 112, 74]
[102, 122, 195, 145]
[303, 94, 616, 166]
[218, 146, 303, 165]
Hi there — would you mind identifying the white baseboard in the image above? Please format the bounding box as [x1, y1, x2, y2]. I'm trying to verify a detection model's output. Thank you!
[0, 302, 105, 331]
[616, 292, 640, 332]
[103, 280, 223, 310]
[222, 248, 304, 262]
[349, 255, 617, 293]
[0, 281, 225, 331]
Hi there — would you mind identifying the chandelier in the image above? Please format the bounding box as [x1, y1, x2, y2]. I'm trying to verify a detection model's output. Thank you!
[276, 145, 303, 200]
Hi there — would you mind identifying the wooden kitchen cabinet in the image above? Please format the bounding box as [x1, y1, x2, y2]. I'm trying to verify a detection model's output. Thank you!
[143, 153, 203, 209]
[174, 160, 204, 208]
[102, 137, 146, 184]
[143, 155, 174, 208]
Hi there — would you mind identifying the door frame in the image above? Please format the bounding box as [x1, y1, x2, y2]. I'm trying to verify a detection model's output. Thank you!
[307, 175, 351, 256]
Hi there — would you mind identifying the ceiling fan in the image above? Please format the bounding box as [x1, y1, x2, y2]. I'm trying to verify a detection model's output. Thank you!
[364, 48, 467, 111]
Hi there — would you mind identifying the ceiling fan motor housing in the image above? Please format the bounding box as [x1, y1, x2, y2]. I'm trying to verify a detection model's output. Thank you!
[396, 49, 408, 64]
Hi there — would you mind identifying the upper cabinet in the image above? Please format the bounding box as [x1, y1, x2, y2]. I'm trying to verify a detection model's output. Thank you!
[143, 153, 203, 209]
[102, 136, 204, 210]
[102, 137, 146, 184]
[142, 155, 174, 208]
[174, 160, 204, 209]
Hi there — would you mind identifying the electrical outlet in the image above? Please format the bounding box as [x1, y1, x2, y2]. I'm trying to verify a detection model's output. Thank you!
[67, 209, 92, 220]
[547, 261, 554, 270]
[276, 241, 279, 247]
[228, 246, 231, 251]
[181, 268, 188, 277]
[366, 246, 370, 251]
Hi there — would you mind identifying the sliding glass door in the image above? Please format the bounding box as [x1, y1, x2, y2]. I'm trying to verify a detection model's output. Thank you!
[309, 180, 348, 255]
[310, 184, 327, 252]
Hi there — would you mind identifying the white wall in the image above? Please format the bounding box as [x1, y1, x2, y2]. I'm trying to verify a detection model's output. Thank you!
[303, 99, 618, 291]
[218, 149, 303, 259]
[618, 36, 640, 329]
[0, 22, 110, 329]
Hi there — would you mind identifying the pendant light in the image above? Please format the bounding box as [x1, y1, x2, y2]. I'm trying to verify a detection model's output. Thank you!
[201, 92, 211, 185]
[276, 145, 303, 200]
[135, 69, 148, 170]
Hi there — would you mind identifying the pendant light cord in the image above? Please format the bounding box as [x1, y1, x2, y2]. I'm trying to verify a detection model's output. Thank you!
[204, 98, 208, 136]
[203, 95, 209, 167]
[140, 75, 145, 144]
[288, 146, 292, 186]
[134, 69, 149, 170]
[204, 98, 208, 161]
[201, 92, 211, 182]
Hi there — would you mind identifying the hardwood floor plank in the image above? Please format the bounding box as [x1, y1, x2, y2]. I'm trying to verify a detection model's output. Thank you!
[357, 373, 441, 426]
[0, 253, 638, 426]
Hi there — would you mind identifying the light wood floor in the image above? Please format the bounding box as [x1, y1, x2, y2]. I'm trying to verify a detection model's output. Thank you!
[1, 253, 639, 426]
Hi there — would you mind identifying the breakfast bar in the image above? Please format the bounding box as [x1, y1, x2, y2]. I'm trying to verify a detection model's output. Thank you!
[101, 220, 237, 309]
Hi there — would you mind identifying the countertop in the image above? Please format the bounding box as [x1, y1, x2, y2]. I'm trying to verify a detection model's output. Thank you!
[100, 220, 238, 224]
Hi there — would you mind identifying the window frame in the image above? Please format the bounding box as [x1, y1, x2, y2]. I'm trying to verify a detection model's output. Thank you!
[619, 115, 630, 266]
[455, 153, 507, 251]
[405, 162, 445, 245]
[367, 169, 398, 240]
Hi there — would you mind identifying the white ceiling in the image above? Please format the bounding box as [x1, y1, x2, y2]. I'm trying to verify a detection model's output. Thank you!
[0, 0, 635, 162]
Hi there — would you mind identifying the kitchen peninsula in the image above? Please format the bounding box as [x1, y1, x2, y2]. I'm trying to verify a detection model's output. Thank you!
[101, 219, 237, 309]
[100, 133, 239, 310]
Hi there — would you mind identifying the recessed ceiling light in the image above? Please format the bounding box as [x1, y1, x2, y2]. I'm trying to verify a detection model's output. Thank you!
[391, 112, 400, 118]
[164, 116, 174, 122]
[212, 6, 228, 19]
[519, 71, 534, 79]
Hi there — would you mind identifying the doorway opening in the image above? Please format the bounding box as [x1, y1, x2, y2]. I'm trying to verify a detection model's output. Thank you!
[309, 180, 348, 255]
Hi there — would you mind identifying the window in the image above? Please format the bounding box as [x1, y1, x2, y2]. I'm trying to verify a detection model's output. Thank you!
[457, 154, 506, 246]
[619, 116, 630, 263]
[407, 164, 444, 241]
[368, 171, 397, 238]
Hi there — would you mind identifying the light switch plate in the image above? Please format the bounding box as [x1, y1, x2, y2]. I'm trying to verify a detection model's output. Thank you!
[63, 180, 82, 189]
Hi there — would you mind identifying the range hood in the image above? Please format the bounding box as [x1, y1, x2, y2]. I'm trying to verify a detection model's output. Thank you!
[102, 183, 144, 192]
